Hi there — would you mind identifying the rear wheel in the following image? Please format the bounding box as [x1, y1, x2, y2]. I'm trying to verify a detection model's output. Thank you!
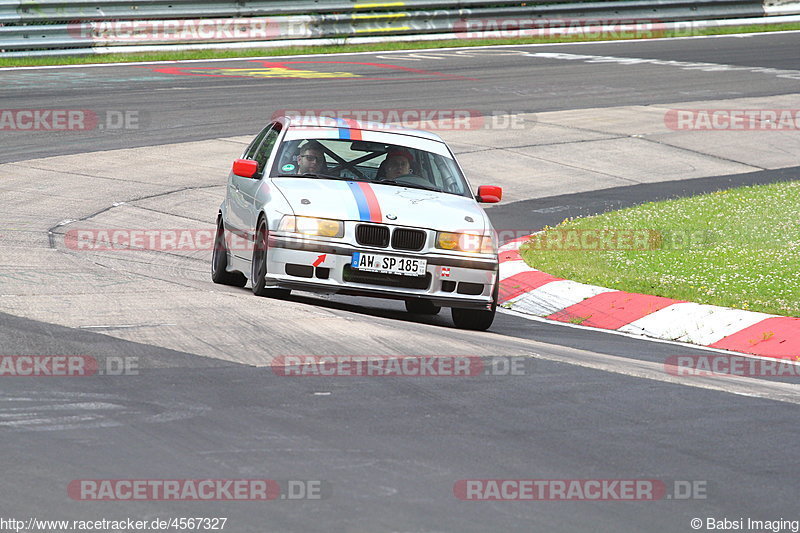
[451, 276, 498, 331]
[251, 218, 291, 298]
[405, 298, 441, 315]
[211, 216, 247, 287]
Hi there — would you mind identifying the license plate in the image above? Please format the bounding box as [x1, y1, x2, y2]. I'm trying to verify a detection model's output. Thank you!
[351, 252, 427, 277]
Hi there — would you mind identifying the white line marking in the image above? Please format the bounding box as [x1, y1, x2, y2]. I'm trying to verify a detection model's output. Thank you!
[78, 323, 176, 329]
[522, 340, 800, 405]
[527, 51, 800, 79]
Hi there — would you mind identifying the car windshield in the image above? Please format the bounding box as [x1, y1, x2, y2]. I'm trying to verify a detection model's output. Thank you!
[269, 138, 472, 197]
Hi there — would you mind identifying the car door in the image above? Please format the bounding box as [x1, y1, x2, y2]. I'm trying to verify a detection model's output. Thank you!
[227, 124, 270, 243]
[230, 122, 281, 259]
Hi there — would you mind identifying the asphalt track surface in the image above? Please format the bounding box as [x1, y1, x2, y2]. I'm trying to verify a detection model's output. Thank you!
[2, 31, 800, 162]
[1, 33, 799, 532]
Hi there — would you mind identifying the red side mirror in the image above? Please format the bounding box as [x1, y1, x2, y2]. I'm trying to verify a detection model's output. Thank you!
[477, 185, 502, 203]
[232, 158, 258, 178]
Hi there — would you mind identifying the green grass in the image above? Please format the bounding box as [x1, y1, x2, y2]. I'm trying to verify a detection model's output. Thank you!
[1, 22, 799, 67]
[519, 181, 800, 317]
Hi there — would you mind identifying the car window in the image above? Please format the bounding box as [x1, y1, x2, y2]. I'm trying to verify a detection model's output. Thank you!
[243, 125, 271, 160]
[253, 123, 281, 175]
[269, 137, 471, 197]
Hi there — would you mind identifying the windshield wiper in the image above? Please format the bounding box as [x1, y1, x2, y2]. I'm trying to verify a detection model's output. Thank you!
[379, 181, 441, 192]
[273, 173, 370, 181]
[274, 172, 336, 179]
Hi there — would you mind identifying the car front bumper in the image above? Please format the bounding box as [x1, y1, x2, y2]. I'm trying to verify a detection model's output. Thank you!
[264, 235, 498, 310]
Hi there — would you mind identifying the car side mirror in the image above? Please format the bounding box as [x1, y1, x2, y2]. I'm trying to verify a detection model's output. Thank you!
[476, 185, 502, 203]
[232, 158, 259, 178]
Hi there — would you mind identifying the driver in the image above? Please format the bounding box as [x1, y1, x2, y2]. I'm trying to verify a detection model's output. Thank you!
[381, 149, 414, 181]
[296, 141, 326, 174]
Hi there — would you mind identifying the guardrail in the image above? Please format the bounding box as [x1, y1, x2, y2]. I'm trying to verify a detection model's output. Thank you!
[1, 0, 798, 58]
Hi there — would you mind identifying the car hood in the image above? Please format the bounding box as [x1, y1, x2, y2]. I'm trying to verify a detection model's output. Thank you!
[272, 177, 488, 233]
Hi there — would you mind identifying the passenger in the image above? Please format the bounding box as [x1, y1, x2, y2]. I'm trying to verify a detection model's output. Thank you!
[379, 149, 414, 181]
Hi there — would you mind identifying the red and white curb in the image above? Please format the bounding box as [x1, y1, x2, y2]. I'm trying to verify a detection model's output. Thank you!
[498, 238, 800, 359]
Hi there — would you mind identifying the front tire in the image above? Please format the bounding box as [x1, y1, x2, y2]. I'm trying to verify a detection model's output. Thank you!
[211, 216, 247, 288]
[251, 218, 291, 298]
[451, 276, 498, 331]
[405, 298, 441, 315]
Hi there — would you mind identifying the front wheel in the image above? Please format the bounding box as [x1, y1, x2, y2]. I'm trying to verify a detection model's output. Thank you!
[211, 216, 247, 287]
[405, 298, 441, 315]
[251, 218, 291, 298]
[451, 306, 495, 331]
[451, 277, 498, 331]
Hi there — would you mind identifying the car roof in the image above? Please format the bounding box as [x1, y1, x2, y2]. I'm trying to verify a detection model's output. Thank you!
[282, 115, 445, 143]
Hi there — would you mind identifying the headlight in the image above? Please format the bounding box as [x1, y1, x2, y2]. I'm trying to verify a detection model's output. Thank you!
[436, 232, 495, 254]
[278, 215, 344, 238]
[436, 232, 460, 250]
[479, 233, 496, 254]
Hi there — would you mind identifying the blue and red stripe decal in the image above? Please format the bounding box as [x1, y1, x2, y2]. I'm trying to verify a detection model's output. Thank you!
[336, 118, 363, 140]
[347, 182, 382, 223]
[336, 118, 378, 221]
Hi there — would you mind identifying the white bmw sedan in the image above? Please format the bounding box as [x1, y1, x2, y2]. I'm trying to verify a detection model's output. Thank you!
[212, 116, 503, 330]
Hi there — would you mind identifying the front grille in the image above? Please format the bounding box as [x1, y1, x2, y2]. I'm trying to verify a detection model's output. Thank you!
[356, 224, 389, 247]
[391, 228, 426, 251]
[343, 265, 430, 290]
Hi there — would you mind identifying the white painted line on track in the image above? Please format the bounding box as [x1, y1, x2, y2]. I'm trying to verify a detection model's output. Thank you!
[527, 51, 800, 79]
[78, 323, 177, 329]
[522, 339, 800, 405]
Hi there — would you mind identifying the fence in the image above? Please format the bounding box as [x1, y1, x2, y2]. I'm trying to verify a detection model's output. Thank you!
[1, 0, 798, 57]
